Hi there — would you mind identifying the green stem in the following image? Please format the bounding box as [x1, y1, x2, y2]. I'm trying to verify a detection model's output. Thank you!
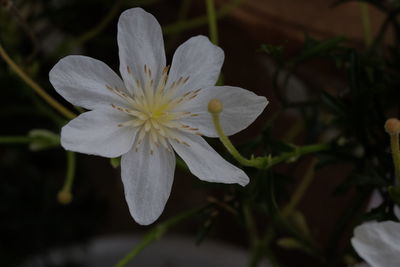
[163, 0, 242, 35]
[0, 45, 76, 120]
[0, 136, 32, 144]
[63, 151, 76, 193]
[206, 0, 219, 45]
[210, 112, 265, 168]
[242, 203, 259, 250]
[390, 133, 400, 183]
[267, 144, 329, 169]
[210, 109, 329, 169]
[57, 151, 76, 204]
[359, 1, 372, 47]
[115, 206, 204, 267]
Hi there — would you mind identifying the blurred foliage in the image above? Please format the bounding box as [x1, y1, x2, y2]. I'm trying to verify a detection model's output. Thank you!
[1, 0, 400, 267]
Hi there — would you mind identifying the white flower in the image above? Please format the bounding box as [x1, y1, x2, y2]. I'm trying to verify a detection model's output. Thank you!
[351, 221, 400, 267]
[49, 8, 268, 225]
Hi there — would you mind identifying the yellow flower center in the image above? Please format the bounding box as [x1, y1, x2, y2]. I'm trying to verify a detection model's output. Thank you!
[107, 65, 202, 153]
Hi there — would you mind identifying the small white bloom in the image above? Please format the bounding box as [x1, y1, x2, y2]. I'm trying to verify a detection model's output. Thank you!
[50, 8, 268, 225]
[351, 221, 400, 267]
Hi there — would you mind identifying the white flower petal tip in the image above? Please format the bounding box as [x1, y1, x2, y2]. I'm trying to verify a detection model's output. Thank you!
[168, 35, 224, 94]
[351, 221, 400, 267]
[118, 8, 166, 91]
[121, 143, 175, 226]
[171, 133, 250, 187]
[49, 55, 127, 110]
[60, 109, 136, 158]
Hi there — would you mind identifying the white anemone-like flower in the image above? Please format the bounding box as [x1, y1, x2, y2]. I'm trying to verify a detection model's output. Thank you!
[351, 221, 400, 267]
[50, 8, 268, 225]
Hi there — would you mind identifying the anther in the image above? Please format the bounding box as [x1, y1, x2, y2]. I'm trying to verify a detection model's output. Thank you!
[135, 79, 141, 88]
[162, 65, 170, 74]
[182, 141, 190, 147]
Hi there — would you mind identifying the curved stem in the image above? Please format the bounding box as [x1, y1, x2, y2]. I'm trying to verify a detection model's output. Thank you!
[63, 151, 76, 193]
[206, 0, 219, 45]
[210, 109, 329, 169]
[57, 151, 76, 204]
[0, 45, 76, 120]
[210, 111, 265, 168]
[115, 206, 204, 267]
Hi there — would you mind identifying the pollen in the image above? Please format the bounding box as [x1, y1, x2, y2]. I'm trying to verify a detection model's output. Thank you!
[107, 65, 202, 153]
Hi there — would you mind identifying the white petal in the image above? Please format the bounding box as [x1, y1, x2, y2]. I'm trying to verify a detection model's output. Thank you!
[121, 141, 175, 225]
[178, 86, 268, 137]
[61, 108, 136, 158]
[118, 8, 166, 92]
[171, 132, 249, 186]
[167, 36, 224, 95]
[351, 221, 400, 267]
[50, 55, 127, 110]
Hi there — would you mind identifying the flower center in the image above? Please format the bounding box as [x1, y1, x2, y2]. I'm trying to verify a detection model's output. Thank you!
[107, 65, 202, 153]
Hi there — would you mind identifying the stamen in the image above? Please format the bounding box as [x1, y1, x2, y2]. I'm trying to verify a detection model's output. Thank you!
[111, 104, 147, 120]
[182, 141, 190, 147]
[117, 121, 132, 128]
[144, 120, 151, 132]
[163, 65, 170, 74]
[159, 136, 169, 149]
[111, 64, 201, 155]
